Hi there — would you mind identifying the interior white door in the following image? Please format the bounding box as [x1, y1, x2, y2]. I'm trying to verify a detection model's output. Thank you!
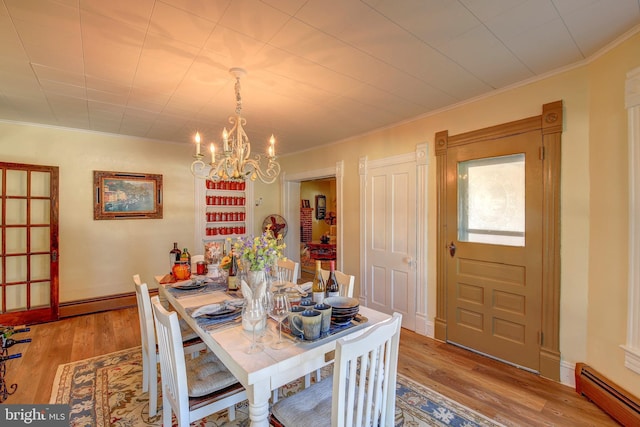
[364, 160, 416, 330]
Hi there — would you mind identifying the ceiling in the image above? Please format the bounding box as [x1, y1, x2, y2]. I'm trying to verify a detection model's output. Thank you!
[1, 0, 639, 156]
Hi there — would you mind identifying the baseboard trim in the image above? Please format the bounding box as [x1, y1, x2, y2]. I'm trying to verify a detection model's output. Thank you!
[59, 289, 157, 318]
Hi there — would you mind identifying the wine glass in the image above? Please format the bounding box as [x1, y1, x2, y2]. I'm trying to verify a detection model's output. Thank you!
[256, 290, 273, 344]
[271, 268, 287, 294]
[242, 298, 265, 354]
[269, 293, 291, 349]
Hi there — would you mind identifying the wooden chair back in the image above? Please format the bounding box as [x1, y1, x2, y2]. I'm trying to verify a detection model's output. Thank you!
[332, 312, 402, 426]
[277, 258, 299, 283]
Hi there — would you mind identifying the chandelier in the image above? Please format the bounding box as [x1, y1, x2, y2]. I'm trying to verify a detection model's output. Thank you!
[190, 67, 281, 184]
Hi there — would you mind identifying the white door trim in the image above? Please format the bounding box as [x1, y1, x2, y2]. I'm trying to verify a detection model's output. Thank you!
[359, 144, 431, 336]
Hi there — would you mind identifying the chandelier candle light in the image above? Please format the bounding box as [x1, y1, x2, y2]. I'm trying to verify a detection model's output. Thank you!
[190, 67, 281, 184]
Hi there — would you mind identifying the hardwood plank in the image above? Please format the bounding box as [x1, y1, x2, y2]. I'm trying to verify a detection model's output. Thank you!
[2, 308, 621, 426]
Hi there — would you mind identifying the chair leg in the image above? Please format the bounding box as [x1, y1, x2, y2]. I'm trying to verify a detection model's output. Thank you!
[149, 361, 158, 417]
[141, 350, 150, 393]
[162, 396, 172, 427]
[315, 368, 321, 382]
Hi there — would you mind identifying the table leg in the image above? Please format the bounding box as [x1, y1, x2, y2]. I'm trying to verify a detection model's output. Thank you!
[247, 381, 271, 427]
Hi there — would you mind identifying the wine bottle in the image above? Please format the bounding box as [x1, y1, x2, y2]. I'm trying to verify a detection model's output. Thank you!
[227, 249, 239, 291]
[0, 325, 30, 338]
[0, 353, 22, 362]
[1, 337, 31, 349]
[180, 248, 191, 276]
[169, 242, 181, 273]
[312, 260, 325, 304]
[325, 260, 339, 297]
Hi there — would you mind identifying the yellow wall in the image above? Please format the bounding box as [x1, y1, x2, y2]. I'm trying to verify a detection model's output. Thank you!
[275, 32, 640, 396]
[0, 122, 194, 299]
[587, 34, 639, 394]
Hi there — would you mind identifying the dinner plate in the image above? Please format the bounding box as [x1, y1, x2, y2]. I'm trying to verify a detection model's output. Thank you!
[202, 306, 240, 318]
[173, 280, 206, 290]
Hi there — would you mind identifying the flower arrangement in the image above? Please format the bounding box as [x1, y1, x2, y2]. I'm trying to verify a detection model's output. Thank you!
[231, 227, 286, 272]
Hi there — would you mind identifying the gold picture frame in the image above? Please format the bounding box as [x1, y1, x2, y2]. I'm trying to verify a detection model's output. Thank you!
[93, 170, 163, 220]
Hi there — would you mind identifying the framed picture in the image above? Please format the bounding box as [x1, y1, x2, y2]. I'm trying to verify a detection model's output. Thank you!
[301, 199, 311, 208]
[315, 195, 326, 220]
[93, 171, 163, 220]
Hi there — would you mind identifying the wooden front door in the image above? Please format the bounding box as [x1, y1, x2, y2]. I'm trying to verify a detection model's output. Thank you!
[446, 133, 543, 371]
[435, 101, 563, 379]
[0, 162, 59, 325]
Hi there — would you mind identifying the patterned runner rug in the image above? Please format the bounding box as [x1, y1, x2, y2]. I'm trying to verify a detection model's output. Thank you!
[50, 347, 503, 426]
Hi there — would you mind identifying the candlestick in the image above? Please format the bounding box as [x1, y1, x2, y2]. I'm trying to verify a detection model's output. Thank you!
[210, 143, 215, 163]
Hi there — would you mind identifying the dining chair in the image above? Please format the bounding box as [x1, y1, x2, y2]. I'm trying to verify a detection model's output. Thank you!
[271, 312, 402, 427]
[151, 296, 247, 427]
[305, 268, 355, 385]
[320, 268, 355, 297]
[134, 280, 207, 417]
[277, 258, 299, 283]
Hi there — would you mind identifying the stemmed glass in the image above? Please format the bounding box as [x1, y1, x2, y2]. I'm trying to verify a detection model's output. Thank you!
[271, 268, 287, 294]
[257, 291, 273, 344]
[243, 298, 266, 354]
[269, 293, 291, 349]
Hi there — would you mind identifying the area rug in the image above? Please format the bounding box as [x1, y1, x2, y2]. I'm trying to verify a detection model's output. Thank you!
[50, 347, 503, 427]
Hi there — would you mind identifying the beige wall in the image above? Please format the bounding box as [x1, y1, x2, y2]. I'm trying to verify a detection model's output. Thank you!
[274, 32, 640, 396]
[0, 123, 194, 300]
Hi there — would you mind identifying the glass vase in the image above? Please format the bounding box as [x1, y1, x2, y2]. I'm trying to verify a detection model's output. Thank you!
[241, 268, 268, 332]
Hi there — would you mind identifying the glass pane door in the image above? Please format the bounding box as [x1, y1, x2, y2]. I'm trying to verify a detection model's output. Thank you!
[457, 154, 525, 246]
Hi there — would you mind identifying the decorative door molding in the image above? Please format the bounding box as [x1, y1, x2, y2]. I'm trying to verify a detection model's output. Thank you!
[624, 66, 640, 374]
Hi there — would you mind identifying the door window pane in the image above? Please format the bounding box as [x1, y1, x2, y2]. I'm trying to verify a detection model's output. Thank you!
[6, 284, 26, 311]
[31, 199, 50, 223]
[5, 255, 27, 282]
[6, 170, 27, 196]
[31, 254, 50, 281]
[458, 154, 525, 246]
[31, 282, 51, 308]
[6, 199, 27, 225]
[6, 227, 27, 254]
[31, 171, 50, 197]
[31, 227, 50, 252]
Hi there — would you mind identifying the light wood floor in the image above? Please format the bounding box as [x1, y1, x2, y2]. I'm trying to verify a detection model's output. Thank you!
[4, 307, 618, 426]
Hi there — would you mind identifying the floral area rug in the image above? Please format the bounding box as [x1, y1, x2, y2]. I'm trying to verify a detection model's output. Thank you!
[50, 346, 503, 427]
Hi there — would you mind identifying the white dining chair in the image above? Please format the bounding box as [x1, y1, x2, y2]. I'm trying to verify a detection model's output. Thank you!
[271, 312, 402, 427]
[151, 296, 247, 427]
[307, 268, 355, 385]
[320, 268, 355, 297]
[134, 280, 207, 417]
[277, 258, 299, 283]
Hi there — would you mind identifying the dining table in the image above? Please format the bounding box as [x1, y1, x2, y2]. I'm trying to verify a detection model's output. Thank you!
[154, 275, 390, 427]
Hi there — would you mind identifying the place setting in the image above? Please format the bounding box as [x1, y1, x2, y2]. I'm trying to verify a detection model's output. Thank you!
[187, 299, 244, 330]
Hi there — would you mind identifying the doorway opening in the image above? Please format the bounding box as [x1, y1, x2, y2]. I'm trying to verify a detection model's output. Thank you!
[299, 178, 337, 275]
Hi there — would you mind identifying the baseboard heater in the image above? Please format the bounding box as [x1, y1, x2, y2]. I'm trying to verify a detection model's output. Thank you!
[575, 363, 640, 426]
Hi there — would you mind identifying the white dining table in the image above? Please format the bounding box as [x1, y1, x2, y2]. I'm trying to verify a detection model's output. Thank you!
[155, 276, 390, 427]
